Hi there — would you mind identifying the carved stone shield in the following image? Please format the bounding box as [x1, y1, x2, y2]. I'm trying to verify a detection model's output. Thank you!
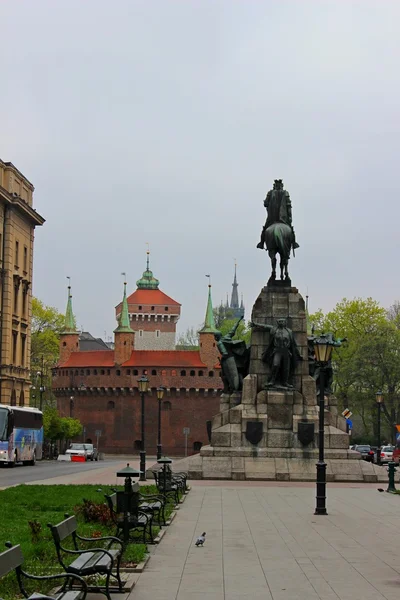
[206, 420, 212, 444]
[298, 421, 315, 446]
[245, 421, 263, 446]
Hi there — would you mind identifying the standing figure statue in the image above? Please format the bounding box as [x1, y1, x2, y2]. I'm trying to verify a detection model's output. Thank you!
[214, 317, 250, 393]
[251, 318, 302, 389]
[257, 179, 299, 282]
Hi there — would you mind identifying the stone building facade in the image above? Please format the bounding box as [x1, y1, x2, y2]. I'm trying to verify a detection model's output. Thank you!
[53, 267, 222, 456]
[0, 160, 45, 406]
[115, 253, 181, 351]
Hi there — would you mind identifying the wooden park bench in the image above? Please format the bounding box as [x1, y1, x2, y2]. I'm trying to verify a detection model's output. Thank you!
[47, 515, 123, 600]
[105, 491, 154, 544]
[109, 487, 167, 527]
[152, 469, 181, 504]
[0, 542, 87, 600]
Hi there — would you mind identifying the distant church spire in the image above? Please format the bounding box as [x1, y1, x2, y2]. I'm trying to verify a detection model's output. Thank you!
[230, 261, 239, 309]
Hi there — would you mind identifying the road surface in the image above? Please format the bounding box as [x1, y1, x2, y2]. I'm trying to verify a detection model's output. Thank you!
[0, 458, 125, 487]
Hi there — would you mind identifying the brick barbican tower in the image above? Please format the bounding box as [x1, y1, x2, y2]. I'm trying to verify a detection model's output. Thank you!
[53, 269, 222, 456]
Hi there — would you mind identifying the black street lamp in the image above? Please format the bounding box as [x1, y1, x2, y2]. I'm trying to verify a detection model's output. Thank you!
[116, 463, 141, 543]
[157, 455, 173, 493]
[138, 375, 149, 482]
[314, 333, 334, 516]
[376, 390, 384, 466]
[156, 387, 165, 460]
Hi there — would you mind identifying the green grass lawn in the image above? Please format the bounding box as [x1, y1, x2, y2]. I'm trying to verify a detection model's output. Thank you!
[0, 483, 176, 600]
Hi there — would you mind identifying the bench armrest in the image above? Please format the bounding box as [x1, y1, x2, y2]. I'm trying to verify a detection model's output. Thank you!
[21, 571, 88, 598]
[139, 494, 165, 503]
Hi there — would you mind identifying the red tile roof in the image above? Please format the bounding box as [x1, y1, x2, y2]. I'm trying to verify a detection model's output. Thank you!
[125, 288, 181, 307]
[58, 351, 115, 368]
[123, 351, 206, 368]
[58, 350, 207, 368]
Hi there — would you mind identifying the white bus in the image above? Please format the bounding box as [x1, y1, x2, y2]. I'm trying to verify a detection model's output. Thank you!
[0, 405, 43, 466]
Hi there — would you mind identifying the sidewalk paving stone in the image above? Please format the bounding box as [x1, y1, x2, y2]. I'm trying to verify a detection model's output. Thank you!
[121, 483, 400, 600]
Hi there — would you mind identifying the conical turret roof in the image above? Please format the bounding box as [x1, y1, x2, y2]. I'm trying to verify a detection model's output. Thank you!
[114, 281, 134, 333]
[199, 285, 218, 333]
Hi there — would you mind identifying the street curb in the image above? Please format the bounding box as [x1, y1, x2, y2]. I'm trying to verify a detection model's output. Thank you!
[121, 554, 150, 573]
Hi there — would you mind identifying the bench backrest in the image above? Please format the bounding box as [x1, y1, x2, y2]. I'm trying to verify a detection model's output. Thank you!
[0, 544, 23, 578]
[48, 515, 77, 543]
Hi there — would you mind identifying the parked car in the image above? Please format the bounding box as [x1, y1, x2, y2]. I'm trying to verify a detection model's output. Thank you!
[66, 443, 89, 460]
[378, 445, 394, 464]
[85, 444, 98, 461]
[354, 445, 374, 462]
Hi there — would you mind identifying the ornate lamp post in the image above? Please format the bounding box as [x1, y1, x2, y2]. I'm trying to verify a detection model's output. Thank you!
[157, 455, 173, 492]
[116, 463, 141, 543]
[156, 387, 165, 460]
[314, 333, 334, 515]
[376, 390, 384, 466]
[138, 375, 149, 481]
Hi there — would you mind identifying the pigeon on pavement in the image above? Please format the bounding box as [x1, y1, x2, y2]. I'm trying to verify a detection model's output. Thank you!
[195, 532, 206, 546]
[377, 488, 385, 492]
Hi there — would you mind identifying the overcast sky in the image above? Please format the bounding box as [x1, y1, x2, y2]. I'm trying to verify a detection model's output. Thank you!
[1, 1, 399, 340]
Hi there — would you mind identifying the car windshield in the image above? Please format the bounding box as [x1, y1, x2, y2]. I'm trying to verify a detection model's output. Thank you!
[357, 446, 370, 451]
[0, 408, 8, 441]
[70, 444, 85, 450]
[382, 446, 393, 452]
[84, 444, 93, 450]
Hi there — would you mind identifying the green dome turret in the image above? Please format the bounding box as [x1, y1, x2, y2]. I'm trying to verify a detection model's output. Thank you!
[136, 252, 160, 290]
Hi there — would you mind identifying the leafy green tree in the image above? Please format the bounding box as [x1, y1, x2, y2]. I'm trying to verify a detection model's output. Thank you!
[310, 297, 400, 441]
[43, 407, 82, 442]
[30, 298, 66, 408]
[217, 318, 251, 346]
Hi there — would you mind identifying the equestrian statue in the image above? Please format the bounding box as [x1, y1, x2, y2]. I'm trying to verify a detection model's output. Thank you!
[257, 179, 299, 283]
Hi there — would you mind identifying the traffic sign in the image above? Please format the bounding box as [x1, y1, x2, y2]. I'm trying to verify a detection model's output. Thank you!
[95, 430, 102, 437]
[342, 408, 352, 419]
[183, 427, 190, 435]
[346, 418, 353, 429]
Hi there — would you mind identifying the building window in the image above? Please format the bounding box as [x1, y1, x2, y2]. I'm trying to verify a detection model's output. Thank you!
[15, 240, 19, 268]
[23, 246, 28, 273]
[107, 369, 110, 375]
[21, 335, 26, 366]
[85, 369, 90, 375]
[80, 370, 84, 376]
[101, 369, 105, 375]
[139, 330, 143, 337]
[138, 305, 142, 310]
[12, 332, 17, 364]
[193, 441, 202, 452]
[116, 369, 121, 376]
[156, 330, 160, 338]
[161, 369, 167, 376]
[163, 401, 172, 411]
[94, 369, 98, 375]
[208, 371, 214, 377]
[171, 370, 177, 376]
[198, 370, 204, 376]
[75, 370, 78, 376]
[151, 306, 154, 310]
[10, 390, 17, 406]
[126, 369, 131, 375]
[213, 343, 216, 347]
[22, 288, 27, 317]
[0, 233, 2, 260]
[190, 370, 195, 376]
[151, 369, 157, 376]
[19, 391, 25, 406]
[107, 400, 115, 410]
[133, 369, 138, 376]
[13, 285, 18, 314]
[165, 306, 169, 311]
[180, 370, 186, 376]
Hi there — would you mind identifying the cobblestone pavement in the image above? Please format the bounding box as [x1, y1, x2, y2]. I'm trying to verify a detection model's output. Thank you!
[122, 484, 400, 600]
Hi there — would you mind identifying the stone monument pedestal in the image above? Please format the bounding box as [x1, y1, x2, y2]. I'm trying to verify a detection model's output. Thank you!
[182, 284, 390, 482]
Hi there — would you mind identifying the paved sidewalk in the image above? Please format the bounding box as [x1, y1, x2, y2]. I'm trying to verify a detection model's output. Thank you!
[124, 484, 400, 600]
